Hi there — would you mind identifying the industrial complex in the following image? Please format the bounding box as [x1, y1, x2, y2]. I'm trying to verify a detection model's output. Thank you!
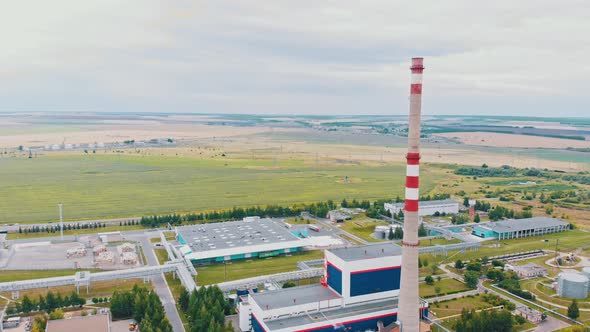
[471, 217, 569, 239]
[238, 243, 428, 332]
[384, 199, 459, 217]
[175, 217, 305, 264]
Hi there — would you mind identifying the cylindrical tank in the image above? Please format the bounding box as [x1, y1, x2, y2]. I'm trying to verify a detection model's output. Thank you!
[558, 272, 589, 299]
[374, 226, 389, 239]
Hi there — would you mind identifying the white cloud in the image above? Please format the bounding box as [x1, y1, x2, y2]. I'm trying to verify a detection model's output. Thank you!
[0, 0, 589, 115]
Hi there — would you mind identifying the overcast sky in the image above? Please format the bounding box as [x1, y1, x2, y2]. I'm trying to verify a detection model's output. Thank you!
[1, 1, 589, 116]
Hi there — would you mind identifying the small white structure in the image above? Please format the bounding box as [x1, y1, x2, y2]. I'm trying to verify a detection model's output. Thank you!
[92, 244, 107, 255]
[95, 251, 115, 264]
[243, 216, 261, 223]
[374, 225, 400, 239]
[120, 252, 139, 265]
[513, 263, 546, 278]
[117, 243, 135, 254]
[557, 272, 589, 299]
[98, 231, 123, 243]
[3, 316, 21, 328]
[515, 306, 543, 323]
[384, 199, 459, 217]
[66, 247, 88, 258]
[326, 210, 352, 223]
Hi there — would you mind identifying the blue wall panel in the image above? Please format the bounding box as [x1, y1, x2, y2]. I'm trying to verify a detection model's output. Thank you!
[251, 314, 266, 332]
[350, 267, 401, 297]
[327, 263, 342, 295]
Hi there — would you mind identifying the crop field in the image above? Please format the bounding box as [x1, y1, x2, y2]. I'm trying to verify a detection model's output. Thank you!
[0, 155, 438, 223]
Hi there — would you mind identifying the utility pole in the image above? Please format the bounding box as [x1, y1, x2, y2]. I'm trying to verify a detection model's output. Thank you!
[59, 203, 64, 240]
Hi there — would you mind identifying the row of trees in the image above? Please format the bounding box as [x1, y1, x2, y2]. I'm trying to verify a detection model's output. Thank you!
[110, 286, 172, 332]
[6, 291, 85, 315]
[488, 206, 532, 221]
[455, 165, 517, 178]
[453, 308, 514, 332]
[385, 223, 427, 240]
[19, 222, 108, 234]
[140, 201, 341, 227]
[178, 285, 234, 332]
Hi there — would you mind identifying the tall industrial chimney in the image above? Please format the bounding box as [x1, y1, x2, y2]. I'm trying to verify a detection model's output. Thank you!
[397, 57, 424, 331]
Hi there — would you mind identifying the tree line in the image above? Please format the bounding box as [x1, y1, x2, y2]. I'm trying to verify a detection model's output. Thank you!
[6, 291, 85, 315]
[178, 285, 234, 332]
[110, 286, 172, 332]
[454, 308, 514, 332]
[456, 164, 590, 186]
[19, 222, 109, 234]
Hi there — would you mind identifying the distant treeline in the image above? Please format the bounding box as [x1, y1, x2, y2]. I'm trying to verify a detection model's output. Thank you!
[455, 165, 590, 185]
[140, 198, 398, 228]
[19, 222, 109, 234]
[140, 201, 339, 227]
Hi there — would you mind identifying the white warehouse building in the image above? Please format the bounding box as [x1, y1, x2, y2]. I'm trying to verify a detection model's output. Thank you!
[385, 199, 459, 217]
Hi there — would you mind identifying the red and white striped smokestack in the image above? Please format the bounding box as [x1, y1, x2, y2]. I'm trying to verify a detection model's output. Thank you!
[397, 57, 424, 331]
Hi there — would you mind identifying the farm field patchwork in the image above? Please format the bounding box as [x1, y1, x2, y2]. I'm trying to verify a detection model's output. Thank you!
[0, 155, 437, 223]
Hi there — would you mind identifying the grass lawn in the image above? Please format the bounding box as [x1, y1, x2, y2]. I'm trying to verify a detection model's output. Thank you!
[196, 250, 324, 285]
[164, 272, 190, 329]
[155, 248, 169, 265]
[0, 269, 101, 282]
[339, 217, 389, 243]
[1, 278, 150, 300]
[163, 232, 176, 241]
[150, 237, 160, 243]
[7, 224, 144, 240]
[419, 238, 461, 247]
[419, 266, 444, 278]
[439, 230, 590, 263]
[429, 294, 494, 318]
[284, 217, 316, 225]
[419, 278, 471, 298]
[0, 155, 437, 223]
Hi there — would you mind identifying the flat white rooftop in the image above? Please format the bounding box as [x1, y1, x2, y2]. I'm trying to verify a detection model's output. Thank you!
[251, 284, 341, 310]
[328, 243, 402, 262]
[177, 218, 300, 252]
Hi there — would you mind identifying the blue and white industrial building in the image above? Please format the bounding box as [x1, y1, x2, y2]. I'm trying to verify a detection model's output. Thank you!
[175, 217, 305, 265]
[238, 243, 429, 332]
[471, 217, 568, 239]
[384, 199, 459, 217]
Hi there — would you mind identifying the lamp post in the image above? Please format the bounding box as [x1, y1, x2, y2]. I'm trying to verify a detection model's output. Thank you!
[58, 203, 64, 240]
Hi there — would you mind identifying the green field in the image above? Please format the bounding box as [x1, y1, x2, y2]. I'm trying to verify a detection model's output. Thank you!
[155, 248, 169, 265]
[339, 217, 390, 242]
[0, 269, 100, 282]
[0, 155, 437, 223]
[419, 278, 471, 298]
[429, 294, 494, 318]
[454, 230, 590, 261]
[196, 250, 324, 285]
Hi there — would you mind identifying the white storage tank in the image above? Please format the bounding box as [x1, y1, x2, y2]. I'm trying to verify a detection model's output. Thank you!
[558, 272, 589, 299]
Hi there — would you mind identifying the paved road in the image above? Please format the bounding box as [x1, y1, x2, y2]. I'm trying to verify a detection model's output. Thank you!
[131, 234, 186, 332]
[6, 230, 185, 332]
